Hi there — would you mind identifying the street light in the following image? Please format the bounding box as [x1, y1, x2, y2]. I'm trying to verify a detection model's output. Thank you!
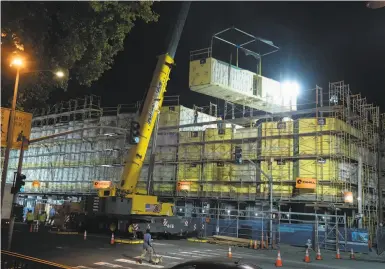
[1, 56, 24, 206]
[55, 70, 65, 78]
[281, 81, 300, 98]
[10, 57, 24, 68]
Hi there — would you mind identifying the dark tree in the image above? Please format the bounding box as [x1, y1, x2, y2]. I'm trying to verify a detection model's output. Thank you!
[1, 1, 158, 111]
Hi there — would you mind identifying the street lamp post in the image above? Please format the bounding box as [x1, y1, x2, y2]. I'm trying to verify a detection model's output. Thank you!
[1, 59, 65, 206]
[1, 59, 22, 206]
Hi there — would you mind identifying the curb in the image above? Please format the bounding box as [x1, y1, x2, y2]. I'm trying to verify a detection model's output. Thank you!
[115, 239, 143, 244]
[187, 238, 208, 243]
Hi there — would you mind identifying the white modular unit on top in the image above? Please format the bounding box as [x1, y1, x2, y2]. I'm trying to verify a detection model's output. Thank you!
[189, 57, 297, 113]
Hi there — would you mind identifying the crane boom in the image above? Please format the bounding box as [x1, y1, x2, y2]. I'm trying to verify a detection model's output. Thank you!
[120, 1, 191, 194]
[98, 2, 191, 216]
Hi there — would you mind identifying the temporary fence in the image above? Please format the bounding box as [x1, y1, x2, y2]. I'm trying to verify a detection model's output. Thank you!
[176, 206, 371, 253]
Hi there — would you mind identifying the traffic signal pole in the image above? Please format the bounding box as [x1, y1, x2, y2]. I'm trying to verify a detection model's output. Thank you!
[7, 136, 26, 250]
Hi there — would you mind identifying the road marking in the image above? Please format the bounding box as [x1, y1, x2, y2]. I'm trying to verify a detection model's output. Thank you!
[169, 253, 201, 258]
[152, 242, 175, 246]
[181, 251, 212, 257]
[192, 250, 221, 256]
[73, 266, 95, 269]
[94, 262, 123, 268]
[115, 259, 164, 268]
[135, 255, 183, 260]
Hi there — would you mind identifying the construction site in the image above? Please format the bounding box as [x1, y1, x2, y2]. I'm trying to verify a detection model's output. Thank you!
[4, 28, 385, 251]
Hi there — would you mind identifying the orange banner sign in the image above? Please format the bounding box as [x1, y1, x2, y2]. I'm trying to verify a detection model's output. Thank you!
[295, 178, 317, 189]
[177, 181, 191, 191]
[93, 181, 112, 189]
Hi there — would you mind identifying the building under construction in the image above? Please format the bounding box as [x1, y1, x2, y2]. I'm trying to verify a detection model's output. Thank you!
[5, 28, 384, 238]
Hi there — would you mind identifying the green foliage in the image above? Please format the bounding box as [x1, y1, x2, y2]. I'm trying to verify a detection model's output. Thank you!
[1, 1, 158, 110]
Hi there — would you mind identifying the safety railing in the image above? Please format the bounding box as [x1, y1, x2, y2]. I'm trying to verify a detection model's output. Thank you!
[1, 250, 72, 269]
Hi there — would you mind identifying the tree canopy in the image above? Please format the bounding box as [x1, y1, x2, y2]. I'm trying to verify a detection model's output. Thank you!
[1, 1, 158, 111]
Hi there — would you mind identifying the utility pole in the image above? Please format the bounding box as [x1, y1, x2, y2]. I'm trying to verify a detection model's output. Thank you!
[7, 136, 26, 250]
[1, 65, 21, 206]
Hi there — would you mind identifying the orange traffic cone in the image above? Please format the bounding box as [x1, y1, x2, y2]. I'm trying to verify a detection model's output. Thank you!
[227, 246, 232, 258]
[254, 240, 258, 249]
[110, 233, 115, 245]
[84, 230, 87, 240]
[350, 248, 355, 260]
[275, 250, 283, 267]
[304, 248, 311, 263]
[316, 246, 322, 260]
[335, 247, 341, 259]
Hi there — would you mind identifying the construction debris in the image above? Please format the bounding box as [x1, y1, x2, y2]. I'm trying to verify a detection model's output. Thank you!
[207, 235, 260, 248]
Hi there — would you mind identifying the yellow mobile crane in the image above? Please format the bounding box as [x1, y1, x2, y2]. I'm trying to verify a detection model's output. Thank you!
[96, 2, 198, 236]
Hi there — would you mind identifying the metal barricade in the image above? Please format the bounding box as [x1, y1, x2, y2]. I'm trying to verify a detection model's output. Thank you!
[1, 250, 72, 269]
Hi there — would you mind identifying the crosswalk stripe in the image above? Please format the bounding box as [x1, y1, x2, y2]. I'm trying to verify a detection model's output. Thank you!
[192, 250, 221, 256]
[169, 252, 201, 258]
[94, 262, 123, 268]
[152, 242, 175, 246]
[115, 259, 164, 268]
[135, 255, 183, 260]
[181, 251, 212, 257]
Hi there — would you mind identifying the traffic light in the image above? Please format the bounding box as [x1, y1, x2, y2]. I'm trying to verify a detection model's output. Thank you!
[12, 172, 26, 194]
[129, 121, 140, 145]
[234, 146, 243, 164]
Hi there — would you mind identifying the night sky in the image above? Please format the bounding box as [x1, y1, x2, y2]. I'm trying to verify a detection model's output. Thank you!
[60, 1, 385, 113]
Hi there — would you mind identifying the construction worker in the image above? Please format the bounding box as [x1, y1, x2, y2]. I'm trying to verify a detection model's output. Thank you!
[39, 211, 47, 230]
[128, 223, 137, 239]
[26, 210, 34, 231]
[139, 229, 154, 264]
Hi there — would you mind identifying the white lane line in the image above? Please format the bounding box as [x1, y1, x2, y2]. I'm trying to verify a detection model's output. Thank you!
[192, 251, 221, 256]
[169, 253, 201, 258]
[73, 266, 95, 269]
[94, 262, 123, 268]
[194, 250, 243, 259]
[181, 251, 212, 257]
[115, 259, 164, 268]
[135, 255, 183, 260]
[152, 243, 175, 246]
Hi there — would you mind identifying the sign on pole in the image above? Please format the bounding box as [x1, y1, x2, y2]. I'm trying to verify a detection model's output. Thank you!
[1, 107, 11, 147]
[1, 107, 33, 150]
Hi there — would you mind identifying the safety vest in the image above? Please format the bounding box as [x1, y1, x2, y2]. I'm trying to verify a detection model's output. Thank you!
[128, 225, 133, 233]
[27, 212, 34, 221]
[39, 213, 46, 222]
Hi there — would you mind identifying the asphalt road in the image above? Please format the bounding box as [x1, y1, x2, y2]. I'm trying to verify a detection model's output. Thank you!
[2, 225, 384, 269]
